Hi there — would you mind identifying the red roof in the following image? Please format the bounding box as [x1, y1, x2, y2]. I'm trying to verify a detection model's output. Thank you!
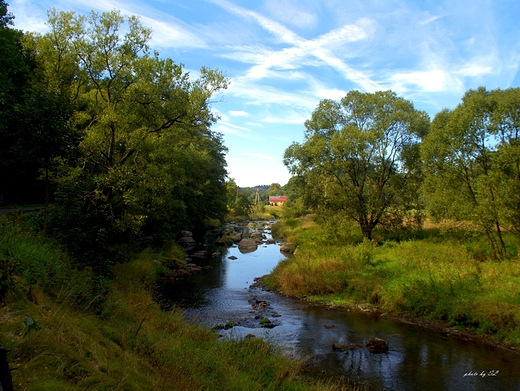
[269, 196, 287, 202]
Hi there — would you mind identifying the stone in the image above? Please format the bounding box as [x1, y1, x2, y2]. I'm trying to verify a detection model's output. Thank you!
[366, 337, 389, 353]
[324, 324, 335, 329]
[186, 263, 202, 272]
[177, 236, 196, 250]
[279, 242, 293, 253]
[228, 255, 238, 260]
[238, 239, 258, 253]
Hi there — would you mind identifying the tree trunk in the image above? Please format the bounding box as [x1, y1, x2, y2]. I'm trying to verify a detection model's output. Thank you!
[360, 221, 373, 240]
[43, 166, 49, 236]
[0, 345, 14, 391]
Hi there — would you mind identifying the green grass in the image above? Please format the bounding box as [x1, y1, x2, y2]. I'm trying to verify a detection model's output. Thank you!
[267, 216, 520, 347]
[0, 214, 365, 391]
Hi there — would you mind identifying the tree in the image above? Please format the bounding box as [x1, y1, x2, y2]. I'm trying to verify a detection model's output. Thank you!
[284, 90, 429, 239]
[0, 0, 14, 27]
[0, 3, 76, 211]
[422, 87, 520, 259]
[34, 9, 228, 240]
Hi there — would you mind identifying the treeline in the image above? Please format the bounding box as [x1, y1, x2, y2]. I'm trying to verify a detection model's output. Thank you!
[224, 180, 301, 218]
[0, 4, 229, 269]
[284, 88, 520, 260]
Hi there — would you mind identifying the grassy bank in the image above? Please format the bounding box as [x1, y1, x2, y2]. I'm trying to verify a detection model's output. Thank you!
[267, 216, 520, 348]
[0, 214, 362, 391]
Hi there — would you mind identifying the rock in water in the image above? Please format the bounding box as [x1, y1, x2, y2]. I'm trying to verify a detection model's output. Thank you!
[238, 239, 258, 253]
[366, 337, 388, 353]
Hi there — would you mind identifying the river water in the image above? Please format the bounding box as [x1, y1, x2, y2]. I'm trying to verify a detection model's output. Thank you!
[161, 223, 520, 391]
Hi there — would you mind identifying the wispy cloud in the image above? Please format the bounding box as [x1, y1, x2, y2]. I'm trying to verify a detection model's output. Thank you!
[419, 14, 446, 25]
[389, 69, 449, 93]
[264, 0, 318, 29]
[212, 121, 261, 140]
[242, 152, 277, 162]
[140, 16, 208, 49]
[210, 0, 379, 92]
[229, 110, 249, 117]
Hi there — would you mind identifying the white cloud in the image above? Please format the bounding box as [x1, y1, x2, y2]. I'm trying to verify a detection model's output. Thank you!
[208, 0, 301, 45]
[419, 15, 445, 25]
[213, 120, 264, 141]
[227, 80, 318, 110]
[211, 0, 378, 91]
[263, 0, 318, 30]
[242, 152, 277, 162]
[261, 116, 306, 125]
[140, 16, 207, 49]
[9, 0, 48, 33]
[229, 110, 249, 117]
[315, 88, 347, 100]
[389, 69, 449, 93]
[457, 65, 493, 77]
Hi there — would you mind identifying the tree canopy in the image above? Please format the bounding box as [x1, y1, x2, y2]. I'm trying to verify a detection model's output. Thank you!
[422, 87, 520, 259]
[284, 90, 430, 239]
[0, 7, 229, 268]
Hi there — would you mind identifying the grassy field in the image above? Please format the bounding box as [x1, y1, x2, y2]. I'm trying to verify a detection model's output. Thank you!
[267, 216, 520, 348]
[0, 213, 366, 391]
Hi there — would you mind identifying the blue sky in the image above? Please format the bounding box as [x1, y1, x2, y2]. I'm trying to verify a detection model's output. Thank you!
[8, 0, 520, 187]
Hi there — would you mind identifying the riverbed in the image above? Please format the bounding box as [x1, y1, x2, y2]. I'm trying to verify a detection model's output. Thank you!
[161, 223, 520, 391]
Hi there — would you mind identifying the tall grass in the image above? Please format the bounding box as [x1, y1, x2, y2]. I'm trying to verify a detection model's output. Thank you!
[1, 214, 364, 390]
[268, 217, 520, 347]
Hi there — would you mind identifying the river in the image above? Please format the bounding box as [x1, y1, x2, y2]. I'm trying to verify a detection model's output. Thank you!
[160, 223, 520, 391]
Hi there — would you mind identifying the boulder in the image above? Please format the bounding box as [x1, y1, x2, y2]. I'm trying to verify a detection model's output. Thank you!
[177, 236, 196, 250]
[193, 250, 208, 259]
[238, 239, 258, 253]
[279, 242, 293, 253]
[186, 263, 202, 272]
[366, 337, 388, 353]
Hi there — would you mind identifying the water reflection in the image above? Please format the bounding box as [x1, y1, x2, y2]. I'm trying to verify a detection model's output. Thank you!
[162, 225, 520, 391]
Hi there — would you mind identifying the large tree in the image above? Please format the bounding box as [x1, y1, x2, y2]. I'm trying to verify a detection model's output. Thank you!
[284, 90, 429, 239]
[32, 9, 228, 240]
[0, 2, 76, 209]
[422, 87, 520, 259]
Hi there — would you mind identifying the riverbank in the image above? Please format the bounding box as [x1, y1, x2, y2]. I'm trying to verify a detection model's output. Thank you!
[264, 216, 520, 350]
[0, 217, 367, 390]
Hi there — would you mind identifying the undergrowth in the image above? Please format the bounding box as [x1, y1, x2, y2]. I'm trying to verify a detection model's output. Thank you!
[0, 213, 365, 391]
[268, 216, 520, 347]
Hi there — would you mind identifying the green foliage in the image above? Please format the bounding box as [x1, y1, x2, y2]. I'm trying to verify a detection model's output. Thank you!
[0, 8, 227, 262]
[0, 0, 15, 26]
[285, 90, 429, 240]
[355, 239, 376, 265]
[0, 254, 15, 300]
[268, 216, 520, 346]
[0, 225, 359, 391]
[0, 214, 109, 308]
[422, 87, 520, 259]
